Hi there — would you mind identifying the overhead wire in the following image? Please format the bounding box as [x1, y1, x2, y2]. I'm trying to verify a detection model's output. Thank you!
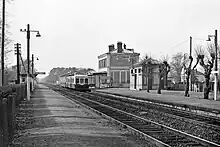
[170, 39, 189, 49]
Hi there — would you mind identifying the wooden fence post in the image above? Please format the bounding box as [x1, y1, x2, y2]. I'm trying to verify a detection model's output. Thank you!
[0, 97, 3, 147]
[3, 98, 8, 147]
[7, 95, 16, 141]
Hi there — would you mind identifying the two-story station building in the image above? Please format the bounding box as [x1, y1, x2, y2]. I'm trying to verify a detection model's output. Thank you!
[97, 41, 140, 88]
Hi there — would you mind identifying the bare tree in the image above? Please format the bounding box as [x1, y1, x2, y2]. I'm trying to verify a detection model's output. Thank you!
[183, 51, 200, 97]
[157, 58, 170, 94]
[0, 18, 13, 69]
[141, 54, 152, 92]
[161, 55, 170, 89]
[170, 52, 188, 83]
[194, 44, 215, 99]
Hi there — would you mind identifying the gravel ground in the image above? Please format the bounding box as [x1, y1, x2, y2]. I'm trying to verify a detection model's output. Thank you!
[77, 92, 220, 145]
[9, 89, 156, 147]
[114, 98, 220, 144]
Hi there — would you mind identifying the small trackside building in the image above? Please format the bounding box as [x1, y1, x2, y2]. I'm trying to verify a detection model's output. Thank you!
[97, 41, 140, 88]
[130, 58, 166, 90]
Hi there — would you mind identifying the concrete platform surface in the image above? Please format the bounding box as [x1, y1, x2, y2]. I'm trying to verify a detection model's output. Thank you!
[96, 88, 220, 112]
[11, 84, 151, 147]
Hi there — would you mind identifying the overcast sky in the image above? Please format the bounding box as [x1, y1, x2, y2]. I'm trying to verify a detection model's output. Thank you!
[6, 0, 220, 78]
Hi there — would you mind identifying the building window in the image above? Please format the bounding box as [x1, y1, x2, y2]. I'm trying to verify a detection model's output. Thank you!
[144, 76, 147, 84]
[110, 71, 114, 80]
[99, 58, 107, 69]
[121, 71, 126, 83]
[135, 69, 137, 73]
[138, 68, 141, 73]
[127, 71, 130, 83]
[131, 69, 133, 74]
[114, 71, 120, 83]
[153, 74, 158, 84]
[85, 78, 88, 84]
[80, 78, 84, 84]
[76, 78, 79, 84]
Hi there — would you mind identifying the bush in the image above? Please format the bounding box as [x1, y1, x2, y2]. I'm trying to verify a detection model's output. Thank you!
[0, 84, 26, 146]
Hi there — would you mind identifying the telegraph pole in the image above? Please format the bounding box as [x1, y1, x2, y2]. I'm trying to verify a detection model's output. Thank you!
[27, 24, 30, 100]
[1, 0, 5, 86]
[32, 54, 34, 91]
[32, 54, 34, 77]
[14, 43, 21, 84]
[27, 24, 30, 77]
[214, 30, 218, 101]
[190, 37, 193, 91]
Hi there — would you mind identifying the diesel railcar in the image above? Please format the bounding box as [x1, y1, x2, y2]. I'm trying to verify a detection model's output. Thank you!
[59, 74, 90, 91]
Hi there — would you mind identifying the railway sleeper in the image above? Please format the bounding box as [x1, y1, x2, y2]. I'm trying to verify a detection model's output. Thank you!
[142, 130, 164, 134]
[164, 136, 185, 141]
[141, 127, 163, 131]
[183, 142, 203, 146]
[134, 125, 161, 130]
[129, 124, 156, 129]
[123, 122, 146, 125]
[166, 139, 192, 144]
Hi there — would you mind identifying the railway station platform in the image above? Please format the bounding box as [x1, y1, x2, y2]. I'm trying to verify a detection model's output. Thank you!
[95, 88, 220, 117]
[11, 84, 150, 147]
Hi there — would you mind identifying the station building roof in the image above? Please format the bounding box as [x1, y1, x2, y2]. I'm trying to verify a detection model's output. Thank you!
[132, 58, 160, 68]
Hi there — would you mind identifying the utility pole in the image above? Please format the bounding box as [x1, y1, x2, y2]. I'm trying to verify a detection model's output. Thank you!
[32, 54, 34, 91]
[14, 43, 21, 84]
[1, 0, 5, 86]
[214, 30, 218, 101]
[32, 54, 34, 77]
[27, 24, 30, 78]
[20, 24, 41, 100]
[207, 30, 218, 100]
[184, 36, 193, 97]
[27, 24, 31, 100]
[190, 37, 193, 91]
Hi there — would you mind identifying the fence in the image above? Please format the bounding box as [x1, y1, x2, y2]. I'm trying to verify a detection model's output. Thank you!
[0, 84, 27, 147]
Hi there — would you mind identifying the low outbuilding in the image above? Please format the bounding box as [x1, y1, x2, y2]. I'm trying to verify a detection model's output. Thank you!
[130, 58, 167, 91]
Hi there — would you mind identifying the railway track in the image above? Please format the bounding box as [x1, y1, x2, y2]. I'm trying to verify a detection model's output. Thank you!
[90, 91, 220, 128]
[48, 85, 220, 147]
[69, 89, 220, 144]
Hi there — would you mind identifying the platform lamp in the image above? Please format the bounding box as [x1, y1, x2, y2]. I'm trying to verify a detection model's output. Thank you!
[20, 24, 41, 101]
[207, 30, 218, 101]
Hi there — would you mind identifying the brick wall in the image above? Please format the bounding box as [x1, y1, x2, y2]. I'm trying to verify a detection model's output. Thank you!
[110, 54, 139, 67]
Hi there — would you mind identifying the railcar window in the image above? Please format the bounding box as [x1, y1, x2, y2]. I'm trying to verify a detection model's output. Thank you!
[85, 78, 88, 84]
[80, 78, 84, 84]
[76, 78, 79, 84]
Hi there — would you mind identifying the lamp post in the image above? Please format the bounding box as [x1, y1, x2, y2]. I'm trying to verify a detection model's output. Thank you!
[207, 30, 218, 101]
[20, 24, 41, 101]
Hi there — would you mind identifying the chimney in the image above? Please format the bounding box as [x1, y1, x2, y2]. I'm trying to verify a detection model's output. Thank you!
[124, 44, 126, 49]
[117, 41, 123, 53]
[108, 44, 114, 52]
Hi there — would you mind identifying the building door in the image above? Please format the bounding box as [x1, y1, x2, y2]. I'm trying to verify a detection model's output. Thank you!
[160, 77, 164, 89]
[134, 74, 137, 89]
[148, 77, 152, 90]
